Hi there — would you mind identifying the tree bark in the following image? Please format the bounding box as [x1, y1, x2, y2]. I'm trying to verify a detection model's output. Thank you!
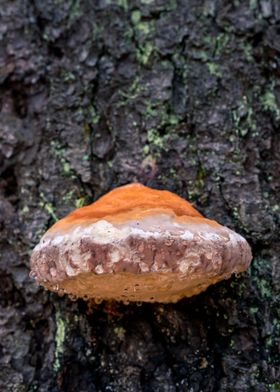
[0, 0, 279, 391]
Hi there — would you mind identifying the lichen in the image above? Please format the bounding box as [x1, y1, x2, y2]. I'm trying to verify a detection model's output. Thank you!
[136, 41, 154, 65]
[232, 95, 257, 137]
[39, 193, 58, 222]
[53, 311, 66, 371]
[261, 87, 280, 120]
[207, 62, 221, 77]
[51, 141, 73, 177]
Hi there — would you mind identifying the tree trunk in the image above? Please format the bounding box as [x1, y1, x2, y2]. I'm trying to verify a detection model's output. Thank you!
[0, 1, 279, 391]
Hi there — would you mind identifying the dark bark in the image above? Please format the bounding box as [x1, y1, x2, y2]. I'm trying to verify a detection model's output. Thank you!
[0, 0, 279, 391]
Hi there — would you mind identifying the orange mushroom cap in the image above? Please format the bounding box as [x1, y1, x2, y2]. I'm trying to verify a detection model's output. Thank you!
[30, 183, 252, 303]
[48, 183, 205, 231]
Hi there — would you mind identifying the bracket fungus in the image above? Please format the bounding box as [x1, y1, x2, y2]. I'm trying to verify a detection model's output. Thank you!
[30, 183, 252, 303]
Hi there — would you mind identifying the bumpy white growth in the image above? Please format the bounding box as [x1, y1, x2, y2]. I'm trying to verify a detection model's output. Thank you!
[32, 213, 249, 282]
[37, 214, 241, 250]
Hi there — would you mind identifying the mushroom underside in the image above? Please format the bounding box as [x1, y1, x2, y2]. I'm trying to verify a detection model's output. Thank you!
[43, 270, 237, 303]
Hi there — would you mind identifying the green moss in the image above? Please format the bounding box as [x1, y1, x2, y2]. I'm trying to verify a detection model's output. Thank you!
[92, 23, 103, 39]
[51, 141, 73, 177]
[144, 100, 180, 126]
[261, 88, 280, 120]
[28, 384, 38, 392]
[203, 32, 230, 57]
[53, 311, 66, 371]
[69, 0, 81, 21]
[39, 193, 58, 222]
[136, 41, 154, 65]
[232, 95, 257, 137]
[229, 339, 235, 348]
[87, 105, 100, 125]
[249, 0, 258, 10]
[168, 114, 179, 125]
[207, 62, 221, 77]
[131, 10, 141, 25]
[242, 41, 253, 61]
[107, 0, 128, 10]
[190, 49, 209, 62]
[257, 278, 271, 298]
[143, 121, 171, 155]
[268, 383, 280, 391]
[20, 205, 30, 215]
[114, 326, 126, 340]
[138, 22, 152, 35]
[167, 167, 178, 179]
[194, 165, 206, 188]
[62, 190, 75, 203]
[119, 77, 142, 104]
[145, 102, 157, 118]
[62, 71, 76, 82]
[249, 258, 274, 300]
[75, 197, 87, 208]
[147, 128, 165, 148]
[143, 145, 150, 155]
[35, 227, 46, 242]
[214, 33, 230, 56]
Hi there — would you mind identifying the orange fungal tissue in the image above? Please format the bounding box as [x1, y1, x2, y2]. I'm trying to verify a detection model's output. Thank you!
[30, 183, 252, 303]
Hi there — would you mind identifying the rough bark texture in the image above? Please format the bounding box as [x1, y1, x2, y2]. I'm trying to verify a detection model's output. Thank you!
[0, 0, 279, 391]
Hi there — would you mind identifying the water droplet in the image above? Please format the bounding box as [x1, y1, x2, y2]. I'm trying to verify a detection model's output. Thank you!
[136, 301, 142, 307]
[52, 284, 59, 291]
[57, 288, 65, 297]
[69, 294, 78, 301]
[122, 299, 130, 305]
[95, 297, 102, 304]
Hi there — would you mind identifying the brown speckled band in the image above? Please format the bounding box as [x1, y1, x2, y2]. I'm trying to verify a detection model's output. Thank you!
[30, 215, 252, 302]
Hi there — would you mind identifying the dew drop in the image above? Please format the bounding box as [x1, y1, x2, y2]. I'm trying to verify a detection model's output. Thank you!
[57, 288, 65, 297]
[122, 299, 130, 305]
[95, 297, 102, 304]
[136, 301, 142, 307]
[69, 294, 78, 301]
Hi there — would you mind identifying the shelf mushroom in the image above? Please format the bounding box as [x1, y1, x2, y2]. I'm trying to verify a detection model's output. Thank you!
[30, 183, 252, 303]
